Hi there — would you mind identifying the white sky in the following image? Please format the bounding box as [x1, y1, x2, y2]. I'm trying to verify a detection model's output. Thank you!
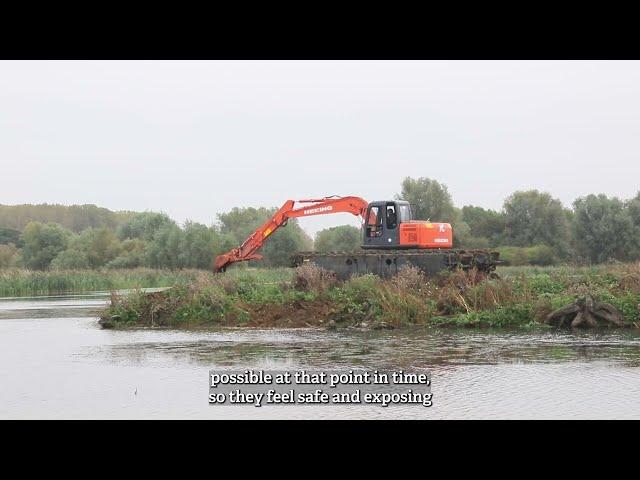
[1, 60, 639, 236]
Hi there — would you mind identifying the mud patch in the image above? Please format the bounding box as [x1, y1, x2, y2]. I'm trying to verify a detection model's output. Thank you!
[239, 299, 338, 328]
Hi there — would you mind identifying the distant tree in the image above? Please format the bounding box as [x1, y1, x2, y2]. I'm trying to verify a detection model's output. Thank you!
[55, 227, 123, 269]
[261, 225, 313, 267]
[117, 212, 176, 241]
[80, 228, 122, 268]
[144, 224, 184, 269]
[572, 194, 638, 263]
[397, 177, 476, 247]
[217, 207, 274, 244]
[315, 225, 361, 252]
[627, 193, 640, 261]
[502, 190, 570, 254]
[0, 243, 21, 268]
[461, 205, 506, 244]
[451, 212, 471, 248]
[527, 245, 557, 266]
[460, 236, 490, 249]
[217, 207, 312, 267]
[396, 177, 457, 222]
[177, 221, 231, 270]
[50, 249, 90, 269]
[20, 222, 72, 270]
[627, 191, 640, 229]
[0, 227, 22, 246]
[0, 203, 134, 233]
[106, 239, 146, 269]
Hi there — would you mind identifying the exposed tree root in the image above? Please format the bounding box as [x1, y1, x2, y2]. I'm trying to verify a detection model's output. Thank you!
[545, 296, 626, 328]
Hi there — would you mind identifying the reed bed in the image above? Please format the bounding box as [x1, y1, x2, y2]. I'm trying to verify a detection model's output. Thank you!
[0, 268, 210, 296]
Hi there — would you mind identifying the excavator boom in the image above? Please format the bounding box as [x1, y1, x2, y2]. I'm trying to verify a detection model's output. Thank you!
[214, 196, 368, 272]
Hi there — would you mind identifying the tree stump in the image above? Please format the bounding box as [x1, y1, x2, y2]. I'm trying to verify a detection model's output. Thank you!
[544, 296, 625, 328]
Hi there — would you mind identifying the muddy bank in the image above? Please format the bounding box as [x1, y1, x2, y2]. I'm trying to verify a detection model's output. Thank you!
[99, 264, 640, 330]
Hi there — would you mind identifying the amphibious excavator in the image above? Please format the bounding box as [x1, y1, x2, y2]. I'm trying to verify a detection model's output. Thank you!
[214, 196, 500, 279]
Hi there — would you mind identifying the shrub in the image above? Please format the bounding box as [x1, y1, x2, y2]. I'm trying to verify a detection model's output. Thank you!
[50, 249, 90, 269]
[0, 243, 21, 268]
[390, 265, 426, 292]
[294, 263, 339, 294]
[497, 245, 558, 266]
[527, 245, 557, 266]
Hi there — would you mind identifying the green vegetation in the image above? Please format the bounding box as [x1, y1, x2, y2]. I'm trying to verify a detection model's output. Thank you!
[0, 243, 21, 268]
[0, 207, 311, 272]
[4, 179, 640, 272]
[20, 222, 71, 270]
[0, 268, 209, 297]
[396, 177, 470, 248]
[314, 225, 361, 252]
[395, 177, 640, 265]
[397, 177, 458, 224]
[0, 203, 135, 233]
[497, 264, 618, 277]
[100, 263, 640, 330]
[217, 207, 312, 267]
[573, 194, 640, 262]
[0, 227, 21, 246]
[496, 245, 557, 266]
[502, 190, 571, 254]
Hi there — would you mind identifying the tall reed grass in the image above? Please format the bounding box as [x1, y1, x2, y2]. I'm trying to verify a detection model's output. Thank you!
[0, 268, 210, 297]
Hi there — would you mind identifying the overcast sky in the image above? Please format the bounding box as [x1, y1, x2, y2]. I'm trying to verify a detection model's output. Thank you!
[1, 60, 639, 236]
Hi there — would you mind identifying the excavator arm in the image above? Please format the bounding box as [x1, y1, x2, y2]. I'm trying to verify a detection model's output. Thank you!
[214, 196, 368, 272]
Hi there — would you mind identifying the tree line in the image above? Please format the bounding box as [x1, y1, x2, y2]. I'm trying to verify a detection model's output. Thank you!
[396, 177, 640, 265]
[0, 207, 312, 270]
[1, 179, 640, 270]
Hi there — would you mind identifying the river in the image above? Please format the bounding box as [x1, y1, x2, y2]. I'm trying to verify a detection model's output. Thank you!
[1, 292, 639, 419]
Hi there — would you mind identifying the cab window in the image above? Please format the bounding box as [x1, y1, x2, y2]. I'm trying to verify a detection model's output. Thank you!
[386, 204, 397, 229]
[366, 206, 383, 237]
[398, 204, 411, 222]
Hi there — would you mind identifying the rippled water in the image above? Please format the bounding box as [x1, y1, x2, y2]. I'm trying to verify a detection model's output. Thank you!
[1, 293, 639, 419]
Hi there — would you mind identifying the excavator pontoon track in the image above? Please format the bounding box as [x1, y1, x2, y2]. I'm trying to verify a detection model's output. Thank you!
[291, 249, 501, 280]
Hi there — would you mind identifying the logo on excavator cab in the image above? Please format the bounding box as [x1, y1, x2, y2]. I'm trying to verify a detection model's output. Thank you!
[303, 206, 333, 215]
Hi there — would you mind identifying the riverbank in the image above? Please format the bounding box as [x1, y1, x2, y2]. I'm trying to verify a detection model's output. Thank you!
[100, 263, 640, 329]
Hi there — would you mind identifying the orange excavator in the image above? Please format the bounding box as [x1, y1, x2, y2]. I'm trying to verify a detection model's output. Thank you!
[215, 196, 499, 278]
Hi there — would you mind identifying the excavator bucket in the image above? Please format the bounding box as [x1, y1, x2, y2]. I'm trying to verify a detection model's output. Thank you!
[214, 254, 234, 273]
[215, 251, 263, 272]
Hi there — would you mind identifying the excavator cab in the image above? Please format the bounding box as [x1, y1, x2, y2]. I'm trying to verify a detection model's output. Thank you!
[362, 201, 411, 249]
[362, 200, 453, 250]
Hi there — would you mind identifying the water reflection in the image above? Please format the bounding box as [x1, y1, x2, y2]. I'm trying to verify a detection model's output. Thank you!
[92, 327, 640, 371]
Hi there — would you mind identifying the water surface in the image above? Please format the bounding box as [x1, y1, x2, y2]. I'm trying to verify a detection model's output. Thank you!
[1, 293, 639, 419]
